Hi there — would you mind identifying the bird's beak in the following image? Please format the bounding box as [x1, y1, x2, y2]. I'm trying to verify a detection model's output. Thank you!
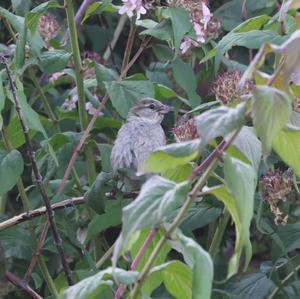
[158, 104, 173, 114]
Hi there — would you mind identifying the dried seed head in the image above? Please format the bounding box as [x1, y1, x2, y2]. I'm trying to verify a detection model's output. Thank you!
[81, 50, 103, 80]
[259, 168, 294, 226]
[172, 116, 199, 142]
[38, 14, 61, 43]
[212, 70, 253, 105]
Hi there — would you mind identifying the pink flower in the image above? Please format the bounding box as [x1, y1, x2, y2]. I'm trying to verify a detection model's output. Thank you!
[200, 2, 212, 30]
[119, 0, 146, 20]
[49, 71, 65, 83]
[193, 22, 206, 43]
[85, 102, 103, 116]
[62, 94, 78, 111]
[180, 38, 197, 54]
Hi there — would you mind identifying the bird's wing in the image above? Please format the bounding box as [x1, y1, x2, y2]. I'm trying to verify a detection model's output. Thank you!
[110, 123, 137, 172]
[133, 125, 166, 173]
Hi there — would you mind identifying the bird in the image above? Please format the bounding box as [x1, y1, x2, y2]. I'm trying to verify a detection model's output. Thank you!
[110, 98, 172, 188]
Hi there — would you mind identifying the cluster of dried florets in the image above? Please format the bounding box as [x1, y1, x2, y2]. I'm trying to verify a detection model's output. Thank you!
[172, 116, 199, 142]
[212, 70, 253, 105]
[38, 14, 61, 43]
[259, 168, 295, 225]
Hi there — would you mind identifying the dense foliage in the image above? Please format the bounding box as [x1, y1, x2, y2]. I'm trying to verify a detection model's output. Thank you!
[1, 0, 300, 298]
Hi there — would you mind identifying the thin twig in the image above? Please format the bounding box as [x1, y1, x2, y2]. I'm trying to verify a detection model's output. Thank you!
[0, 57, 74, 286]
[5, 272, 43, 299]
[0, 197, 85, 232]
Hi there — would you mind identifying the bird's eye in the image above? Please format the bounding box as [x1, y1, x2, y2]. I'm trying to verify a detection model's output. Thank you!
[149, 104, 155, 109]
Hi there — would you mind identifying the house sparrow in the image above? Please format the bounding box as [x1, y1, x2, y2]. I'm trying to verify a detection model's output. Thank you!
[110, 98, 172, 177]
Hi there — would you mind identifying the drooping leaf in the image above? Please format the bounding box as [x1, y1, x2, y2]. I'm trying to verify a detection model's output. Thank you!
[170, 232, 214, 299]
[195, 102, 246, 144]
[226, 126, 262, 172]
[252, 85, 292, 153]
[82, 0, 117, 23]
[140, 19, 173, 41]
[172, 58, 201, 107]
[272, 127, 300, 177]
[104, 80, 155, 118]
[64, 268, 138, 299]
[206, 156, 256, 278]
[0, 149, 24, 195]
[14, 21, 27, 70]
[38, 50, 72, 74]
[112, 176, 189, 266]
[95, 63, 118, 92]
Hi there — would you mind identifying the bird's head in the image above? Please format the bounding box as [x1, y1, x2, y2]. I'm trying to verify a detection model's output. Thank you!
[127, 98, 172, 123]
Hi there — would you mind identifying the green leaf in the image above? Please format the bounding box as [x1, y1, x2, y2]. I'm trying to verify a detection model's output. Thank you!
[143, 139, 201, 181]
[252, 85, 292, 153]
[171, 232, 213, 299]
[82, 0, 116, 23]
[26, 1, 61, 32]
[39, 50, 72, 74]
[207, 156, 256, 278]
[140, 19, 173, 41]
[85, 172, 113, 214]
[172, 58, 201, 107]
[112, 176, 189, 266]
[64, 268, 138, 299]
[214, 30, 286, 72]
[272, 128, 300, 177]
[150, 261, 192, 299]
[225, 273, 275, 299]
[233, 15, 271, 33]
[0, 149, 24, 195]
[97, 144, 113, 172]
[95, 63, 118, 92]
[226, 126, 262, 172]
[161, 7, 192, 57]
[85, 200, 123, 244]
[104, 80, 155, 118]
[14, 21, 27, 70]
[195, 102, 246, 144]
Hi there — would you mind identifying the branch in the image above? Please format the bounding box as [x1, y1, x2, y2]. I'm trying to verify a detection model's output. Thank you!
[0, 197, 85, 232]
[0, 57, 74, 286]
[5, 272, 43, 299]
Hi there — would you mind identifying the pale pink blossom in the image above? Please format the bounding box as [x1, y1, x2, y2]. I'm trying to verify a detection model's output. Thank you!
[193, 22, 206, 43]
[62, 94, 78, 111]
[180, 38, 197, 54]
[291, 72, 300, 86]
[200, 2, 212, 30]
[119, 0, 146, 20]
[85, 102, 103, 116]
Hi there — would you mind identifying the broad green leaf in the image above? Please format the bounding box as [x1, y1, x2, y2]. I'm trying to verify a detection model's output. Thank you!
[226, 126, 262, 172]
[85, 199, 123, 244]
[39, 50, 72, 74]
[252, 85, 292, 153]
[104, 80, 155, 118]
[63, 268, 138, 299]
[149, 261, 192, 299]
[272, 127, 300, 177]
[97, 144, 113, 173]
[143, 139, 201, 180]
[95, 63, 117, 92]
[170, 232, 213, 299]
[139, 19, 173, 41]
[26, 1, 61, 31]
[225, 273, 275, 299]
[0, 149, 24, 195]
[12, 0, 32, 16]
[214, 30, 286, 72]
[161, 7, 192, 57]
[85, 172, 113, 214]
[224, 156, 256, 277]
[195, 102, 246, 144]
[172, 58, 201, 107]
[112, 176, 189, 266]
[233, 15, 271, 33]
[152, 44, 174, 62]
